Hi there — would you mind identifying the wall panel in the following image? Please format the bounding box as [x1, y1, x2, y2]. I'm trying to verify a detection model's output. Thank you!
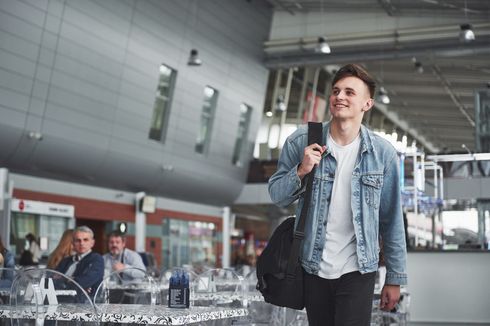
[0, 0, 271, 205]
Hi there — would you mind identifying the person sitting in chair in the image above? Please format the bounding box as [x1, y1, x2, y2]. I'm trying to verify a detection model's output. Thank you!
[103, 230, 146, 282]
[56, 226, 104, 296]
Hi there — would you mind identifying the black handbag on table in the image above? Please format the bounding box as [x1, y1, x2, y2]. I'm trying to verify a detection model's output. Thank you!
[256, 122, 323, 310]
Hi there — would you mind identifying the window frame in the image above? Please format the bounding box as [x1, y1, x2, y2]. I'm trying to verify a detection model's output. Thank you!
[149, 63, 177, 142]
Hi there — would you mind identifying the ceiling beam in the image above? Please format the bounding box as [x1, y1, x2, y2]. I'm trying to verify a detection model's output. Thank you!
[265, 0, 296, 15]
[264, 37, 490, 69]
[432, 64, 476, 127]
[394, 108, 472, 117]
[377, 0, 397, 16]
[373, 104, 440, 153]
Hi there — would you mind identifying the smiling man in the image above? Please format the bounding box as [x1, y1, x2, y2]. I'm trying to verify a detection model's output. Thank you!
[268, 64, 407, 326]
[56, 225, 104, 296]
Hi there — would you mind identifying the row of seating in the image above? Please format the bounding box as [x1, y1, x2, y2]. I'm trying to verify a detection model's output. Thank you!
[0, 266, 277, 325]
[0, 266, 408, 325]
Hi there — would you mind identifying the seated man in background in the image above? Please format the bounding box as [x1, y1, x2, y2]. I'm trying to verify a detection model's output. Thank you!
[56, 226, 104, 296]
[103, 230, 146, 281]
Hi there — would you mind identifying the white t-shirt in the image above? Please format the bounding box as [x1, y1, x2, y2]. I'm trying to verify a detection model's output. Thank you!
[318, 132, 361, 279]
[29, 242, 42, 263]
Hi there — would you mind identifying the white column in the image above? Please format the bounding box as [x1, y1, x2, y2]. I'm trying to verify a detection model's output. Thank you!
[222, 206, 231, 268]
[0, 168, 12, 245]
[135, 192, 146, 252]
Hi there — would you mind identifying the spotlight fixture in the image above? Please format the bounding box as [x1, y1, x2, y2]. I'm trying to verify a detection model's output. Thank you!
[377, 87, 390, 105]
[187, 49, 202, 66]
[28, 131, 43, 140]
[411, 57, 424, 74]
[459, 24, 475, 42]
[414, 61, 424, 74]
[461, 143, 472, 155]
[276, 95, 287, 112]
[315, 37, 331, 54]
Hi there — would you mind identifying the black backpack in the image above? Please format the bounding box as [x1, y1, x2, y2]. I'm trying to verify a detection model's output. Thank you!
[256, 122, 323, 310]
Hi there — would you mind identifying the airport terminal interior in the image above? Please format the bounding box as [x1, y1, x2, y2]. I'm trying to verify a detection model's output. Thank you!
[0, 0, 490, 325]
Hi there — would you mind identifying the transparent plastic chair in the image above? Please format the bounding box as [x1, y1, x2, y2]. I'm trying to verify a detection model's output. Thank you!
[194, 268, 244, 308]
[0, 267, 18, 299]
[93, 267, 158, 313]
[10, 268, 98, 325]
[0, 267, 19, 324]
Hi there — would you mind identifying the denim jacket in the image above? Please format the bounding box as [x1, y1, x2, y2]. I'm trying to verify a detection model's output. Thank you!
[268, 122, 407, 285]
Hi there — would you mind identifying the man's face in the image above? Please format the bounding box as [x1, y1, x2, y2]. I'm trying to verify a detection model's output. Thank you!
[72, 231, 95, 255]
[329, 76, 373, 121]
[108, 236, 125, 256]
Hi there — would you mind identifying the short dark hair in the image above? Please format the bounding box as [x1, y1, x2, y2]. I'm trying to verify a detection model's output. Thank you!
[108, 230, 126, 241]
[331, 64, 376, 98]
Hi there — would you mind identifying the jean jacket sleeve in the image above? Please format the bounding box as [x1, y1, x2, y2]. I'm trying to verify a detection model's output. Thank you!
[379, 151, 408, 285]
[268, 131, 307, 208]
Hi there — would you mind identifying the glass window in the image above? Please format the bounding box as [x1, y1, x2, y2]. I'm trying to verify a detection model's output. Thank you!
[39, 215, 72, 254]
[10, 212, 38, 256]
[162, 218, 217, 269]
[10, 212, 73, 257]
[149, 63, 177, 142]
[195, 86, 219, 154]
[232, 103, 253, 166]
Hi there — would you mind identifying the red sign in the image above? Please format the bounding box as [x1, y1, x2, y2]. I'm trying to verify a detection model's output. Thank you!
[19, 200, 24, 211]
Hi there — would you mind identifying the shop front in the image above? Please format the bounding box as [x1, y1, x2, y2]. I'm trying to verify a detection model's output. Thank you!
[10, 198, 75, 261]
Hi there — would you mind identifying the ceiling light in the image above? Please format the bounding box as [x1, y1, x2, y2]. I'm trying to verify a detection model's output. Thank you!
[187, 49, 202, 66]
[265, 111, 273, 117]
[414, 61, 424, 74]
[459, 24, 475, 42]
[461, 143, 472, 155]
[276, 95, 286, 111]
[316, 37, 331, 54]
[411, 57, 424, 74]
[377, 87, 390, 105]
[28, 131, 43, 140]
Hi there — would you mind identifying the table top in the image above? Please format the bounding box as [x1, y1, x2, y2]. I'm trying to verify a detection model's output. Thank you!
[98, 304, 248, 325]
[0, 303, 248, 325]
[193, 291, 263, 303]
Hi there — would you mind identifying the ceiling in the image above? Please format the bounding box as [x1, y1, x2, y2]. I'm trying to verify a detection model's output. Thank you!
[262, 0, 490, 154]
[266, 0, 490, 16]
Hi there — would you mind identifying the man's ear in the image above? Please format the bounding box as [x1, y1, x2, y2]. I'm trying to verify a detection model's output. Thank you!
[363, 98, 374, 112]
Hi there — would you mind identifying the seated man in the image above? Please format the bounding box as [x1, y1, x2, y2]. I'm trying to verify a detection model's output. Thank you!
[103, 230, 146, 281]
[56, 226, 104, 296]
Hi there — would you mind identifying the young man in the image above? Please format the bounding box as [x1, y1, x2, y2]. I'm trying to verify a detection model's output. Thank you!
[269, 64, 407, 325]
[56, 226, 104, 296]
[102, 230, 146, 281]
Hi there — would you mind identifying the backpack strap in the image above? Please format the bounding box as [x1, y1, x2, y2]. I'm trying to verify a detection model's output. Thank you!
[286, 122, 323, 279]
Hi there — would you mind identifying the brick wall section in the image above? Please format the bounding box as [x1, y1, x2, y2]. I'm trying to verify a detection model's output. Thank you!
[13, 189, 222, 267]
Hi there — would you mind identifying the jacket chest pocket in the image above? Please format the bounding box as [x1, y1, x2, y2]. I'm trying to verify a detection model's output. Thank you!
[361, 174, 383, 209]
[313, 172, 334, 201]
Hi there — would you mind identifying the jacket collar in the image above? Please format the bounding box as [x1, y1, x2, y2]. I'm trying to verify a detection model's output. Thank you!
[322, 122, 375, 154]
[359, 124, 375, 153]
